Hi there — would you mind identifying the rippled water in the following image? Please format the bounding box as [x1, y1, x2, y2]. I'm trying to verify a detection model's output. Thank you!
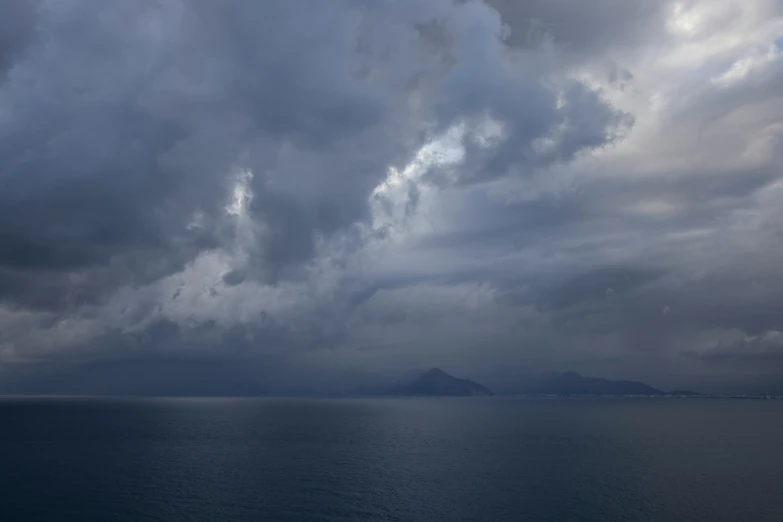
[1, 397, 782, 521]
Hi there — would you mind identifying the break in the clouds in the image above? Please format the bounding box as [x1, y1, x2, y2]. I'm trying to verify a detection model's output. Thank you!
[1, 0, 783, 395]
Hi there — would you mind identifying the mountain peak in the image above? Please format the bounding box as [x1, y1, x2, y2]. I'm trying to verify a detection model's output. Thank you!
[422, 368, 451, 378]
[401, 368, 492, 396]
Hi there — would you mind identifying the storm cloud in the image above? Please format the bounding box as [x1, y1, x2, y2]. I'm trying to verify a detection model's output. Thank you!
[1, 0, 783, 395]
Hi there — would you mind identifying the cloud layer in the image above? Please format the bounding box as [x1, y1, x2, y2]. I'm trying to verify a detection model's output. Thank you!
[1, 0, 783, 395]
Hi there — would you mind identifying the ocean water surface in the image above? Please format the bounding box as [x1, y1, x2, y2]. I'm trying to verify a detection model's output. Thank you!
[1, 397, 781, 521]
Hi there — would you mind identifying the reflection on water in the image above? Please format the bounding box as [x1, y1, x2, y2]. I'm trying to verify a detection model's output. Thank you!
[1, 397, 782, 521]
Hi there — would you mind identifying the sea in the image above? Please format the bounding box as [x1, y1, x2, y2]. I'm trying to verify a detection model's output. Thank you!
[1, 397, 781, 522]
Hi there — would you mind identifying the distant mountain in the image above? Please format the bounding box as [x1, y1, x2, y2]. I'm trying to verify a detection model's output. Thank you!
[356, 368, 493, 396]
[520, 371, 668, 396]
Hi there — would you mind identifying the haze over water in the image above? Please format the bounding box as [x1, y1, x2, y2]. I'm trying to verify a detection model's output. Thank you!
[2, 397, 781, 522]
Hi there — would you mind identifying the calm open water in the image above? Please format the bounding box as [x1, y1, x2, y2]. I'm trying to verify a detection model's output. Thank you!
[1, 397, 781, 521]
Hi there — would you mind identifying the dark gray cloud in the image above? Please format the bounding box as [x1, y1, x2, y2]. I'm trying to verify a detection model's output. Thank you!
[0, 0, 38, 76]
[1, 0, 783, 395]
[486, 0, 667, 55]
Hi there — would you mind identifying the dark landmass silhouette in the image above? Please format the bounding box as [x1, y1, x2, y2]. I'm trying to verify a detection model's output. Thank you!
[355, 368, 493, 396]
[519, 371, 699, 396]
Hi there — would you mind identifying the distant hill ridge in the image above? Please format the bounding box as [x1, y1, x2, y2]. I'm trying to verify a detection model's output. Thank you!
[521, 371, 698, 396]
[356, 368, 493, 396]
[353, 369, 697, 397]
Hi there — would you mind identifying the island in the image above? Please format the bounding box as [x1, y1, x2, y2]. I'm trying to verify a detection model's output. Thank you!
[517, 371, 699, 396]
[355, 368, 493, 396]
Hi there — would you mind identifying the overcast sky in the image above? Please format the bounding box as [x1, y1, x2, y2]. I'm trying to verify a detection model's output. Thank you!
[1, 0, 783, 395]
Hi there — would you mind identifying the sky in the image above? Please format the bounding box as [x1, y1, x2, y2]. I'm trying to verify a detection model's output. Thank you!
[1, 0, 783, 395]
